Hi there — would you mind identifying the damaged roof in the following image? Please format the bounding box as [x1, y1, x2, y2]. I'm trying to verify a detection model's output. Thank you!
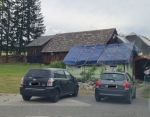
[42, 28, 117, 52]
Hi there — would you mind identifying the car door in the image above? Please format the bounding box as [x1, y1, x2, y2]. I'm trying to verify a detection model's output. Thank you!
[64, 70, 75, 93]
[54, 70, 68, 95]
[126, 73, 135, 96]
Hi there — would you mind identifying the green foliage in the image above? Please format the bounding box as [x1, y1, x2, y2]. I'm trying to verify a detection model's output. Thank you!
[0, 0, 45, 56]
[100, 65, 106, 76]
[117, 67, 123, 72]
[80, 64, 97, 81]
[50, 61, 66, 69]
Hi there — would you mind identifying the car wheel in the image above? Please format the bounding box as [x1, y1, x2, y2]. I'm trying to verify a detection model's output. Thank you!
[22, 95, 32, 101]
[72, 86, 78, 97]
[51, 89, 60, 103]
[95, 93, 101, 101]
[132, 89, 136, 99]
[126, 92, 132, 104]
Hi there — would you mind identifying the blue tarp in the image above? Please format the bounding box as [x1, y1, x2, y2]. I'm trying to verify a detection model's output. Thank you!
[63, 42, 137, 66]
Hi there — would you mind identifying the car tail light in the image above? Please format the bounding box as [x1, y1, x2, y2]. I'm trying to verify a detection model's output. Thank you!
[95, 80, 101, 86]
[47, 78, 54, 86]
[21, 77, 24, 85]
[123, 81, 130, 88]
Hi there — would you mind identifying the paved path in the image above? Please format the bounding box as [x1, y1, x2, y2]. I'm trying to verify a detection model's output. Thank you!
[0, 87, 150, 117]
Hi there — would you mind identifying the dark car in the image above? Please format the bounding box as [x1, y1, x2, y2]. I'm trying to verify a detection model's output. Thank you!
[20, 68, 79, 102]
[95, 72, 136, 104]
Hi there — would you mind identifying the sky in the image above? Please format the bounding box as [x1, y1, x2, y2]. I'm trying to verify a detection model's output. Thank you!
[41, 0, 150, 38]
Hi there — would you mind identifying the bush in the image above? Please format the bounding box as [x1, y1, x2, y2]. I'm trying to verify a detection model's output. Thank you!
[80, 64, 97, 81]
[50, 61, 66, 69]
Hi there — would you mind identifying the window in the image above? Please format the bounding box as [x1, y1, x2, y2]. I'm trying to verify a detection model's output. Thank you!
[54, 70, 66, 78]
[25, 69, 50, 78]
[101, 73, 125, 81]
[64, 71, 72, 79]
[74, 66, 82, 70]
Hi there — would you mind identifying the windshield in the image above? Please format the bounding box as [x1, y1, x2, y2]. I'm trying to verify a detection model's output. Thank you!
[101, 73, 125, 81]
[25, 69, 50, 78]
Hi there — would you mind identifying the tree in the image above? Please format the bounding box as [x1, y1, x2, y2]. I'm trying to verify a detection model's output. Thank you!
[13, 0, 45, 54]
[24, 0, 45, 42]
[0, 0, 5, 56]
[2, 0, 14, 59]
[0, 0, 45, 56]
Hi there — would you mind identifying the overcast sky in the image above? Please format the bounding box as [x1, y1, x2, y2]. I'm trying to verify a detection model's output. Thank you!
[41, 0, 150, 38]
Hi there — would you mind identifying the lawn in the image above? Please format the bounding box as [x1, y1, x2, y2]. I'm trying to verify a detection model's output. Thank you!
[0, 63, 50, 93]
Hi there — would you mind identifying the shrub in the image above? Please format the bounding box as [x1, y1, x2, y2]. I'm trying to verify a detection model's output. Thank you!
[117, 67, 123, 72]
[80, 64, 97, 81]
[50, 61, 66, 69]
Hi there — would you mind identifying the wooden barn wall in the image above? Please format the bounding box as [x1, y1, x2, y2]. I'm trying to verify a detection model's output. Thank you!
[27, 46, 42, 63]
[42, 52, 68, 64]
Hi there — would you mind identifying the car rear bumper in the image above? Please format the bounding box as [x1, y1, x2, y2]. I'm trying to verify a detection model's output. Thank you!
[95, 87, 130, 98]
[20, 86, 56, 97]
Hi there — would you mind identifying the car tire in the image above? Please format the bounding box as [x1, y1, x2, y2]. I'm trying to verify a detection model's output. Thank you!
[126, 92, 132, 104]
[95, 93, 101, 101]
[72, 86, 78, 97]
[51, 89, 60, 103]
[132, 89, 136, 99]
[22, 95, 32, 101]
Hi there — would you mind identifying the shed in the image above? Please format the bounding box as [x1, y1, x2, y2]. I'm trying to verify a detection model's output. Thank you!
[42, 28, 118, 64]
[26, 35, 53, 63]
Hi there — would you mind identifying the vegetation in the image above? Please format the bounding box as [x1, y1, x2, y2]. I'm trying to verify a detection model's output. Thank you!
[142, 88, 150, 99]
[0, 63, 50, 93]
[0, 0, 45, 56]
[117, 67, 123, 72]
[50, 60, 66, 69]
[80, 64, 97, 81]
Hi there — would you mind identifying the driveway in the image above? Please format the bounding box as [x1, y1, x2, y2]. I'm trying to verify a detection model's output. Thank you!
[0, 87, 150, 117]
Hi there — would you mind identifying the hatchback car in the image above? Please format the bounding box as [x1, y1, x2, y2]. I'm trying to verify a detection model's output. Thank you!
[95, 72, 136, 104]
[20, 68, 79, 102]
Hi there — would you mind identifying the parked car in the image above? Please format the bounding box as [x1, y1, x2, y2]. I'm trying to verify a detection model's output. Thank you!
[20, 68, 79, 102]
[95, 72, 136, 104]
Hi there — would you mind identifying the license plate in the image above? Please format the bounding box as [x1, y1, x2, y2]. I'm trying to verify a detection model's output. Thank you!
[108, 85, 117, 88]
[29, 82, 40, 86]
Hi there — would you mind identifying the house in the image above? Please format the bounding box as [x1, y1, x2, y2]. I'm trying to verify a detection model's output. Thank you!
[41, 28, 118, 64]
[63, 42, 138, 78]
[126, 32, 150, 55]
[26, 35, 53, 63]
[133, 55, 150, 81]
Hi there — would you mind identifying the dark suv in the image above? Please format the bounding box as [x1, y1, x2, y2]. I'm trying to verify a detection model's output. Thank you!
[95, 72, 136, 104]
[20, 68, 79, 102]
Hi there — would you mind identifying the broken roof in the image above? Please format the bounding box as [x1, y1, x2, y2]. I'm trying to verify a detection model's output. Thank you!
[42, 28, 117, 52]
[63, 42, 138, 66]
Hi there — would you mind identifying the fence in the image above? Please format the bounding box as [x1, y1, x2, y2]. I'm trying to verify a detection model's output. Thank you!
[0, 55, 26, 63]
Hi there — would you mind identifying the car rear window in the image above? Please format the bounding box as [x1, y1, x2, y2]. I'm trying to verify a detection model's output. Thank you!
[24, 69, 50, 78]
[101, 73, 125, 81]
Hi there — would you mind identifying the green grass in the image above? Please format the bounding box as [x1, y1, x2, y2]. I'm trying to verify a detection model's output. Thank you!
[136, 83, 144, 89]
[142, 88, 150, 99]
[0, 63, 50, 93]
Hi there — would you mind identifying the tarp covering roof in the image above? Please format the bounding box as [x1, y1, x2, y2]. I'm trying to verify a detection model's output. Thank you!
[63, 42, 137, 66]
